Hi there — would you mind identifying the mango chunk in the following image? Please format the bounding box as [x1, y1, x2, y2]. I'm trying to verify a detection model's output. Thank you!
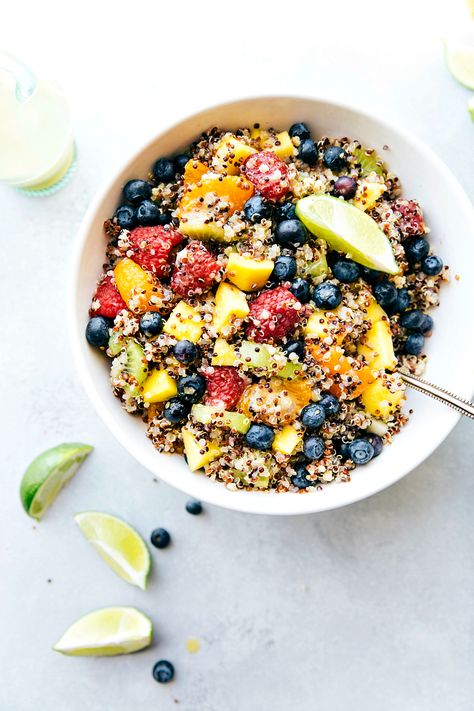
[163, 301, 203, 343]
[361, 375, 405, 420]
[366, 296, 387, 324]
[114, 258, 164, 314]
[273, 425, 303, 455]
[304, 307, 346, 344]
[213, 282, 249, 334]
[211, 338, 238, 366]
[353, 180, 386, 211]
[182, 429, 222, 471]
[143, 369, 177, 403]
[250, 127, 271, 144]
[214, 134, 256, 175]
[183, 159, 209, 185]
[226, 253, 274, 292]
[272, 131, 295, 159]
[358, 319, 397, 371]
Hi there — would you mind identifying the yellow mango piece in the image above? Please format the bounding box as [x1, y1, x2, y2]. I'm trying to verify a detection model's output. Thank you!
[361, 375, 405, 420]
[250, 127, 271, 144]
[366, 296, 387, 324]
[304, 307, 346, 344]
[353, 180, 386, 211]
[182, 429, 221, 472]
[272, 131, 295, 159]
[358, 319, 397, 371]
[143, 369, 177, 403]
[215, 134, 256, 175]
[273, 425, 302, 455]
[213, 282, 249, 334]
[211, 338, 238, 366]
[163, 301, 203, 343]
[114, 258, 164, 314]
[226, 253, 274, 291]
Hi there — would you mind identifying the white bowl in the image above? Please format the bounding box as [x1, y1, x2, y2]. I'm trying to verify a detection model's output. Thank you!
[70, 96, 474, 516]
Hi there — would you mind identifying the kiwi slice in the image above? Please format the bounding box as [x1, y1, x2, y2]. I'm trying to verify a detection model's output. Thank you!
[108, 329, 126, 357]
[124, 339, 148, 396]
[352, 147, 385, 176]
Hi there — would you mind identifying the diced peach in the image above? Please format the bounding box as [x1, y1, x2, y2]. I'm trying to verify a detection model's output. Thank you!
[114, 258, 165, 314]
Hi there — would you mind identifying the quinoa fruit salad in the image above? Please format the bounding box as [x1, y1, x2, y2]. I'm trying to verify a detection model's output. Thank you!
[85, 121, 447, 493]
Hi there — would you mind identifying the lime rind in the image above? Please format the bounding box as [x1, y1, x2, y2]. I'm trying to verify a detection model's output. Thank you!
[53, 606, 152, 656]
[444, 40, 474, 90]
[296, 194, 398, 275]
[74, 511, 151, 590]
[20, 443, 93, 520]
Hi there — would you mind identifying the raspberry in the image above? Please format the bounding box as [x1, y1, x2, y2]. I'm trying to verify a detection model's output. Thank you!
[170, 241, 220, 298]
[392, 199, 425, 237]
[203, 366, 246, 410]
[243, 151, 291, 201]
[90, 275, 127, 319]
[246, 287, 302, 343]
[128, 225, 184, 276]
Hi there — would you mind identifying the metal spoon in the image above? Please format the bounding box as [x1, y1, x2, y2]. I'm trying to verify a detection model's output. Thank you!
[400, 372, 474, 420]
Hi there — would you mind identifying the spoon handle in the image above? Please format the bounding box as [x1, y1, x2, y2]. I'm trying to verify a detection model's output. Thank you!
[400, 372, 474, 420]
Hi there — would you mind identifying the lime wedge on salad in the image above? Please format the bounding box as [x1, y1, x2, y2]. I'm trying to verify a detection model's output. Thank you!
[444, 40, 474, 89]
[20, 443, 93, 520]
[74, 511, 151, 590]
[296, 194, 398, 274]
[53, 606, 152, 656]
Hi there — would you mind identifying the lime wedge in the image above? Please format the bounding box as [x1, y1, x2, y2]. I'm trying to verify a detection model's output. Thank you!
[74, 511, 151, 590]
[296, 194, 398, 274]
[444, 40, 474, 89]
[468, 96, 474, 122]
[20, 443, 93, 520]
[53, 606, 152, 656]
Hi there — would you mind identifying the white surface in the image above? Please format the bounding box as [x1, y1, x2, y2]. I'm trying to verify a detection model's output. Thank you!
[71, 94, 474, 515]
[2, 0, 474, 709]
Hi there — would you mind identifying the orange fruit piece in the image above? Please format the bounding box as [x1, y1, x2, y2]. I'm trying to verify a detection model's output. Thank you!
[114, 258, 166, 314]
[178, 174, 254, 217]
[308, 342, 374, 399]
[238, 377, 312, 426]
[272, 377, 313, 410]
[183, 160, 209, 185]
[329, 365, 375, 400]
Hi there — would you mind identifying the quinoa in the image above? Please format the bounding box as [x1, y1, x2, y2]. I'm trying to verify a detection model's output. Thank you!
[88, 122, 446, 493]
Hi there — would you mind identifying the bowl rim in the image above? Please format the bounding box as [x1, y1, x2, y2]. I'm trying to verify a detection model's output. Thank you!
[69, 93, 474, 516]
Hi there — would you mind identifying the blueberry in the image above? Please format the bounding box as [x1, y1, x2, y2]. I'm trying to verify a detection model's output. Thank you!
[373, 281, 397, 308]
[290, 277, 311, 303]
[272, 256, 297, 282]
[122, 179, 152, 204]
[245, 423, 275, 451]
[291, 462, 316, 489]
[298, 138, 318, 166]
[318, 394, 340, 416]
[283, 340, 305, 360]
[114, 204, 136, 230]
[244, 195, 272, 223]
[404, 333, 424, 355]
[347, 438, 374, 465]
[338, 440, 351, 459]
[136, 199, 160, 226]
[150, 527, 171, 549]
[421, 255, 443, 276]
[365, 434, 383, 458]
[177, 374, 206, 403]
[274, 219, 308, 246]
[139, 312, 164, 338]
[174, 153, 190, 174]
[400, 309, 425, 331]
[389, 288, 411, 314]
[163, 397, 191, 424]
[323, 146, 348, 171]
[332, 259, 360, 283]
[303, 436, 325, 461]
[85, 316, 110, 348]
[360, 266, 381, 284]
[156, 210, 173, 225]
[289, 122, 311, 140]
[152, 158, 175, 183]
[186, 499, 203, 515]
[404, 236, 429, 263]
[152, 660, 175, 683]
[301, 403, 326, 430]
[333, 176, 357, 200]
[313, 281, 342, 309]
[173, 340, 199, 364]
[275, 203, 297, 222]
[419, 313, 433, 335]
